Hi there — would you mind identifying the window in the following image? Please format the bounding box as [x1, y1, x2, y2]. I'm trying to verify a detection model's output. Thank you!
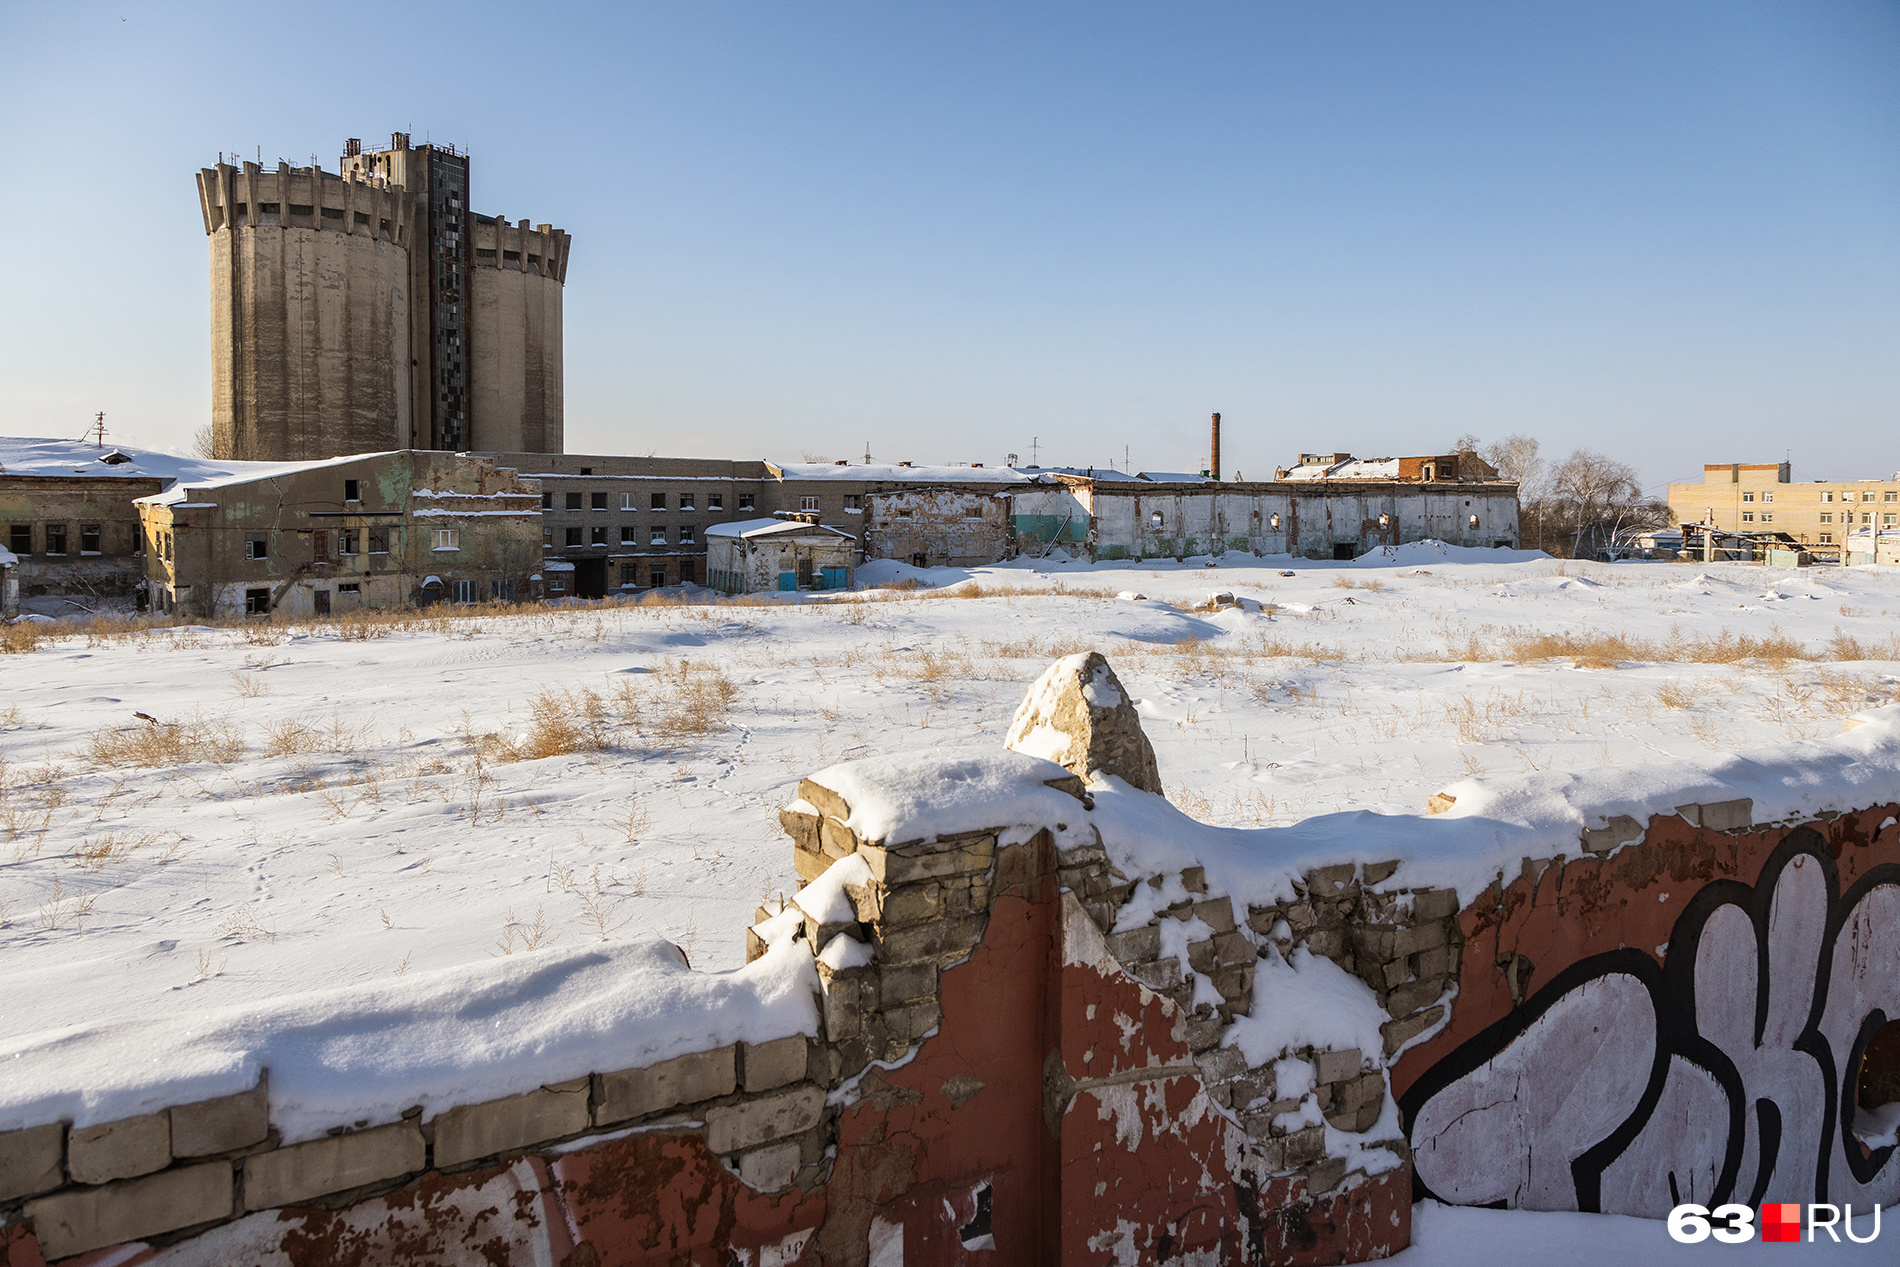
[1741, 511, 1755, 522]
[1865, 513, 1875, 524]
[896, 508, 913, 518]
[494, 579, 516, 603]
[529, 255, 540, 264]
[542, 492, 553, 509]
[1762, 492, 1773, 503]
[565, 492, 583, 510]
[354, 211, 370, 225]
[289, 203, 314, 216]
[1888, 491, 1898, 502]
[738, 494, 754, 511]
[679, 493, 695, 510]
[1151, 511, 1164, 528]
[650, 528, 667, 545]
[502, 250, 520, 261]
[650, 566, 667, 588]
[8, 525, 27, 553]
[246, 533, 268, 560]
[580, 468, 593, 476]
[368, 528, 389, 554]
[433, 528, 459, 550]
[622, 493, 636, 510]
[565, 527, 582, 547]
[338, 582, 360, 595]
[380, 218, 391, 234]
[591, 526, 607, 546]
[1864, 491, 1878, 501]
[1467, 514, 1480, 529]
[1820, 533, 1834, 544]
[233, 203, 247, 217]
[163, 532, 172, 561]
[799, 496, 820, 512]
[591, 492, 608, 510]
[1761, 513, 1773, 523]
[708, 494, 723, 511]
[1741, 492, 1755, 502]
[651, 493, 667, 510]
[320, 207, 343, 221]
[1823, 491, 1835, 503]
[621, 526, 636, 543]
[452, 579, 478, 604]
[344, 479, 360, 501]
[312, 529, 331, 560]
[843, 495, 861, 512]
[80, 524, 101, 554]
[339, 529, 359, 555]
[476, 248, 497, 260]
[1821, 513, 1833, 524]
[1886, 514, 1898, 527]
[258, 202, 279, 214]
[547, 573, 566, 593]
[245, 588, 270, 615]
[679, 525, 696, 544]
[45, 524, 67, 554]
[313, 590, 331, 615]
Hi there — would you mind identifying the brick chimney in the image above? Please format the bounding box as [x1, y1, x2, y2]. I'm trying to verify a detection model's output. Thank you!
[1210, 413, 1221, 481]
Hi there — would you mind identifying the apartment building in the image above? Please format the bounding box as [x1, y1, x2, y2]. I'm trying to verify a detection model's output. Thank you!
[1667, 463, 1900, 547]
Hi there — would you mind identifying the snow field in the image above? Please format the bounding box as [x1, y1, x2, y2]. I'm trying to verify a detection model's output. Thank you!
[2, 549, 1899, 1130]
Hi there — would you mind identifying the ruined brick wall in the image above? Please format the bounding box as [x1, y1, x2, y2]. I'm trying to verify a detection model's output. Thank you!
[862, 488, 1011, 568]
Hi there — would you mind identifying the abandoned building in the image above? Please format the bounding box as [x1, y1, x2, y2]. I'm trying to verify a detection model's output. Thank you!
[197, 134, 570, 463]
[0, 437, 270, 613]
[1010, 469, 1520, 562]
[134, 451, 542, 618]
[862, 487, 1013, 568]
[1275, 451, 1502, 482]
[705, 517, 857, 594]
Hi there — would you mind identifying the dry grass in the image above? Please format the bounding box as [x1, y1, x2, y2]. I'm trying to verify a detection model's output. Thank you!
[614, 661, 738, 740]
[1, 622, 50, 655]
[89, 714, 244, 767]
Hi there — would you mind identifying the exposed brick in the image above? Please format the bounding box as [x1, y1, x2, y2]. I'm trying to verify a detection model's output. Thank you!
[1411, 888, 1460, 921]
[1381, 1004, 1446, 1056]
[879, 882, 942, 926]
[878, 960, 939, 1007]
[1392, 920, 1447, 957]
[1416, 945, 1456, 979]
[1304, 1156, 1349, 1194]
[1385, 977, 1445, 1018]
[1361, 859, 1400, 885]
[1180, 866, 1207, 893]
[1381, 958, 1412, 989]
[874, 914, 988, 964]
[820, 966, 872, 1041]
[703, 1084, 826, 1154]
[1304, 864, 1356, 897]
[1349, 926, 1395, 962]
[67, 1110, 170, 1185]
[27, 1162, 233, 1259]
[1304, 927, 1348, 960]
[858, 837, 994, 885]
[1313, 1047, 1362, 1084]
[432, 1078, 590, 1169]
[819, 816, 857, 859]
[1209, 963, 1254, 1007]
[736, 1140, 802, 1191]
[171, 1085, 271, 1160]
[884, 998, 943, 1042]
[778, 807, 821, 852]
[793, 847, 829, 882]
[1196, 1046, 1246, 1083]
[1104, 925, 1161, 962]
[242, 1122, 424, 1211]
[1126, 957, 1181, 990]
[1188, 897, 1237, 933]
[744, 1036, 809, 1092]
[1181, 1012, 1224, 1052]
[1701, 798, 1754, 832]
[795, 778, 851, 822]
[1283, 1124, 1327, 1166]
[597, 1045, 738, 1125]
[0, 1122, 65, 1202]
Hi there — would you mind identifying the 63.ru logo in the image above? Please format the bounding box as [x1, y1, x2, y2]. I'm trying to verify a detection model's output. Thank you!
[1668, 1203, 1882, 1244]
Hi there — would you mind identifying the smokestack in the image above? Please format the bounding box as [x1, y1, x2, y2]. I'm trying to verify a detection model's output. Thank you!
[1210, 412, 1222, 481]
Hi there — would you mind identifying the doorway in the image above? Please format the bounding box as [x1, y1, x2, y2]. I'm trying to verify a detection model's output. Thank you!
[1332, 543, 1357, 561]
[313, 590, 331, 615]
[574, 558, 607, 599]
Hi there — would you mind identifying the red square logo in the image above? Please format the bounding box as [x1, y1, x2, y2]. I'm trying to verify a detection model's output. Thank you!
[1761, 1203, 1802, 1243]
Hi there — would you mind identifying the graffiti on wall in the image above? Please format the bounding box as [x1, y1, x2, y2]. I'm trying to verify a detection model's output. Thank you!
[1400, 831, 1900, 1215]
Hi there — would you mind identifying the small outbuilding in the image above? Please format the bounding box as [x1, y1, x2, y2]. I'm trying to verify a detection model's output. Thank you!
[707, 516, 856, 594]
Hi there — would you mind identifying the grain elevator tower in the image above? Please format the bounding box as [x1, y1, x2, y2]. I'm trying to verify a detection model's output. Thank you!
[196, 133, 570, 461]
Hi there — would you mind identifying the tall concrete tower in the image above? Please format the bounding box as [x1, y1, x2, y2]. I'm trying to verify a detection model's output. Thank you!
[197, 134, 570, 461]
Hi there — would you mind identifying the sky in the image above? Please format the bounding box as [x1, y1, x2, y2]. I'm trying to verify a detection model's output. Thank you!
[0, 1, 1895, 493]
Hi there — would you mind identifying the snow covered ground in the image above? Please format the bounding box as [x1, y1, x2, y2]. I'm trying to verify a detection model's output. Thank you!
[3, 546, 1899, 1134]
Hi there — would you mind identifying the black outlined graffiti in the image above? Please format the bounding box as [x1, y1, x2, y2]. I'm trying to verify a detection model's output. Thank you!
[1400, 830, 1900, 1215]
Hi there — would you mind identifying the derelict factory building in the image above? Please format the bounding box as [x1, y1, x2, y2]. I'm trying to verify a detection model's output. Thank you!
[195, 133, 570, 462]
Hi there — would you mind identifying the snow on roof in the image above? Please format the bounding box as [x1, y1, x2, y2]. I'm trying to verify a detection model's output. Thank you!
[0, 436, 279, 486]
[1280, 457, 1402, 481]
[1135, 471, 1215, 484]
[705, 517, 855, 540]
[136, 451, 405, 506]
[768, 462, 1036, 484]
[0, 545, 17, 568]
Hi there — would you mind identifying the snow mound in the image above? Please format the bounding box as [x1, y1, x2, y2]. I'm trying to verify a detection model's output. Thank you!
[805, 748, 1087, 847]
[1349, 540, 1547, 568]
[854, 559, 973, 589]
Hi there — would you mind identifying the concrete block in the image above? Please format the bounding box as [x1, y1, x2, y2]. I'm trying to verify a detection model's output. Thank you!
[1210, 963, 1254, 1009]
[1282, 1125, 1327, 1167]
[736, 1140, 802, 1191]
[243, 1122, 424, 1211]
[878, 960, 938, 1007]
[1361, 860, 1400, 885]
[1386, 978, 1444, 1018]
[67, 1110, 170, 1185]
[858, 837, 994, 885]
[820, 966, 871, 1040]
[1104, 925, 1161, 962]
[1181, 1012, 1224, 1052]
[170, 1083, 270, 1158]
[0, 1121, 65, 1201]
[1381, 958, 1412, 989]
[884, 998, 943, 1042]
[703, 1084, 826, 1155]
[1581, 814, 1644, 855]
[1416, 945, 1456, 979]
[1196, 1046, 1246, 1084]
[1304, 927, 1348, 960]
[744, 1036, 809, 1093]
[597, 1045, 738, 1125]
[1392, 920, 1447, 957]
[1304, 1156, 1349, 1195]
[879, 882, 942, 927]
[1188, 897, 1237, 933]
[1126, 957, 1181, 990]
[27, 1162, 233, 1259]
[1412, 889, 1460, 921]
[1313, 1048, 1362, 1085]
[778, 807, 821, 852]
[432, 1078, 590, 1168]
[1426, 792, 1457, 815]
[1701, 798, 1754, 832]
[793, 846, 829, 882]
[1305, 864, 1357, 897]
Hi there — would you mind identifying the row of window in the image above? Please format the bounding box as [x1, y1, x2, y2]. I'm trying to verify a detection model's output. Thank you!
[537, 492, 852, 515]
[1743, 490, 1897, 503]
[1743, 512, 1899, 526]
[7, 524, 103, 555]
[551, 526, 700, 547]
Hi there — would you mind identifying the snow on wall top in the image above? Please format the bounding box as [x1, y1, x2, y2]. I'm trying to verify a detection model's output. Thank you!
[1280, 458, 1402, 480]
[0, 933, 819, 1139]
[806, 748, 1091, 848]
[768, 462, 1037, 484]
[0, 436, 282, 486]
[137, 451, 405, 506]
[705, 517, 856, 540]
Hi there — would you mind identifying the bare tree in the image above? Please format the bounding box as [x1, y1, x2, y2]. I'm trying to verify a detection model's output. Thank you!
[190, 425, 217, 459]
[799, 451, 831, 464]
[1543, 449, 1666, 559]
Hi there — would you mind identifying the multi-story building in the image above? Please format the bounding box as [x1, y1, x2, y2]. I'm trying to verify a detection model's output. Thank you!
[1666, 463, 1900, 548]
[195, 133, 570, 463]
[135, 452, 541, 619]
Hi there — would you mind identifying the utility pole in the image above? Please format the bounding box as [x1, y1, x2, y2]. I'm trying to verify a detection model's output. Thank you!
[1031, 436, 1039, 466]
[87, 412, 107, 448]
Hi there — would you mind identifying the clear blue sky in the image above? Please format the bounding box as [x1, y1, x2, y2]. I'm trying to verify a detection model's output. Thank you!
[1, 2, 1894, 491]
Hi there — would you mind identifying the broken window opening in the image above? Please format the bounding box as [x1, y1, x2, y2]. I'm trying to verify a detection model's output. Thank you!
[244, 588, 270, 615]
[246, 533, 268, 560]
[565, 527, 582, 547]
[368, 528, 390, 555]
[79, 524, 102, 554]
[344, 479, 360, 502]
[565, 492, 583, 510]
[44, 524, 67, 555]
[651, 493, 667, 510]
[591, 492, 608, 510]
